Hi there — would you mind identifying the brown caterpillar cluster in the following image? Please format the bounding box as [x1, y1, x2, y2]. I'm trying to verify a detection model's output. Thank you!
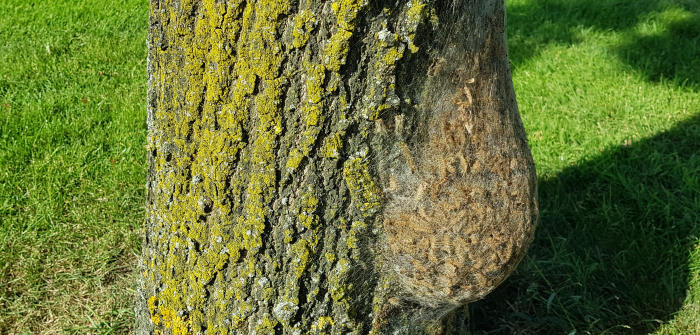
[379, 75, 537, 309]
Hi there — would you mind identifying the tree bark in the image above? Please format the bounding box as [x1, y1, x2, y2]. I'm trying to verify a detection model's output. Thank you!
[135, 0, 537, 333]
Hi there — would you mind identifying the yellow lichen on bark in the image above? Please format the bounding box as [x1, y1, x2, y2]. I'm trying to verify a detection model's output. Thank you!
[139, 0, 527, 333]
[146, 0, 293, 331]
[343, 155, 381, 214]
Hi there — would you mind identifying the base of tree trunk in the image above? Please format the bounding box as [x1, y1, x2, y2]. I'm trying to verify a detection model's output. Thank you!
[136, 0, 536, 333]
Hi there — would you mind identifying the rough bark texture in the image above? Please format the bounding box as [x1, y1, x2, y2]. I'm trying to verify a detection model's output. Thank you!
[135, 0, 537, 333]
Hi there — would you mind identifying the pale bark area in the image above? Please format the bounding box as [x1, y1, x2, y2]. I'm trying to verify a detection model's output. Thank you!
[135, 0, 536, 333]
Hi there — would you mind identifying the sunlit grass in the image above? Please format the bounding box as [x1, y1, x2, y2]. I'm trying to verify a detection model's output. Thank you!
[0, 0, 147, 333]
[472, 0, 699, 333]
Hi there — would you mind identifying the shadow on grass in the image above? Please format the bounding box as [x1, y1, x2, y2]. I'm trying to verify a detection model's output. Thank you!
[616, 10, 700, 87]
[506, 0, 700, 88]
[470, 114, 699, 333]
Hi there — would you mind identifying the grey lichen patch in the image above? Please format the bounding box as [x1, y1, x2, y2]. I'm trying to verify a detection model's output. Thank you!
[273, 300, 300, 325]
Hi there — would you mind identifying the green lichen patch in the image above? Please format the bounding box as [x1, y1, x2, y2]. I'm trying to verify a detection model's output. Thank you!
[292, 9, 316, 49]
[343, 155, 381, 215]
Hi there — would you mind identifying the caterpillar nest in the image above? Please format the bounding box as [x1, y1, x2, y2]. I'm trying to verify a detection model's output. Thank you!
[378, 74, 538, 310]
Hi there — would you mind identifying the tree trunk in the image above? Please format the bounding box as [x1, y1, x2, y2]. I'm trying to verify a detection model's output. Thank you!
[135, 0, 537, 333]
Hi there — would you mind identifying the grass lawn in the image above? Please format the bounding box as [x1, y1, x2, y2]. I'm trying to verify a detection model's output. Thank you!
[0, 0, 147, 333]
[0, 0, 697, 334]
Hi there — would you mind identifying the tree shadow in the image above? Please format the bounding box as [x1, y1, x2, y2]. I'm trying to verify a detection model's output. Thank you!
[506, 0, 700, 88]
[615, 9, 700, 87]
[470, 114, 700, 333]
